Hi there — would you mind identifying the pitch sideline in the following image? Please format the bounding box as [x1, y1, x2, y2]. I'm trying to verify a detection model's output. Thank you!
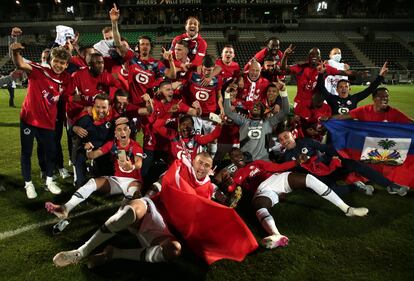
[0, 202, 119, 241]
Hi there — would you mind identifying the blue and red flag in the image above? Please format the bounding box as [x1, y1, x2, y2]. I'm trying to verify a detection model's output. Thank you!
[324, 119, 414, 189]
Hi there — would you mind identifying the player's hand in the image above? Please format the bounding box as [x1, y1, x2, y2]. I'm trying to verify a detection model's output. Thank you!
[84, 142, 94, 151]
[171, 81, 182, 90]
[119, 157, 134, 171]
[11, 27, 22, 37]
[109, 3, 120, 22]
[200, 76, 212, 86]
[297, 153, 310, 164]
[9, 42, 24, 52]
[221, 171, 234, 188]
[237, 78, 244, 89]
[344, 63, 350, 71]
[168, 100, 182, 113]
[316, 62, 326, 74]
[274, 79, 286, 91]
[379, 61, 388, 77]
[73, 126, 88, 138]
[284, 44, 296, 57]
[142, 93, 151, 102]
[162, 47, 173, 61]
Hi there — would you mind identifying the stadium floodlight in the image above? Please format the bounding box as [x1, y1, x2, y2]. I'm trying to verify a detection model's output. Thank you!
[99, 0, 104, 3]
[66, 5, 74, 13]
[55, 0, 62, 4]
[15, 0, 20, 5]
[317, 1, 328, 12]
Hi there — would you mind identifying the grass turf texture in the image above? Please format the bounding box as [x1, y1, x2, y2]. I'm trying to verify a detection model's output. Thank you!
[0, 86, 413, 281]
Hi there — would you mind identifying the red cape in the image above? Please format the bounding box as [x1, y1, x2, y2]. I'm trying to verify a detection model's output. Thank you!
[155, 160, 258, 264]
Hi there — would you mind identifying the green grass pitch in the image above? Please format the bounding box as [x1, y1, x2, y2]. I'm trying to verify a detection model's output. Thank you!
[0, 86, 413, 281]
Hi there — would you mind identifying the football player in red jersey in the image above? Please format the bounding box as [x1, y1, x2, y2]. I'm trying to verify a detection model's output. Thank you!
[46, 117, 144, 220]
[11, 43, 72, 199]
[67, 52, 121, 125]
[170, 16, 207, 68]
[281, 46, 364, 109]
[228, 148, 368, 249]
[238, 60, 270, 110]
[216, 45, 241, 93]
[109, 4, 176, 105]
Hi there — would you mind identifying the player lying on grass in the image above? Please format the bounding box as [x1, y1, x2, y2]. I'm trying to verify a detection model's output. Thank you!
[53, 194, 181, 267]
[278, 129, 410, 196]
[226, 148, 368, 249]
[45, 117, 144, 220]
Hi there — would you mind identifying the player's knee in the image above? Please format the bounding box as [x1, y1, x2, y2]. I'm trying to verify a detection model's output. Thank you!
[162, 240, 182, 260]
[127, 198, 147, 219]
[252, 196, 273, 211]
[104, 205, 136, 233]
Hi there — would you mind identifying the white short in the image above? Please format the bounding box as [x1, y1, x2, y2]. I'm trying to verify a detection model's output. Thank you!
[104, 176, 140, 199]
[253, 172, 292, 207]
[193, 117, 215, 135]
[128, 197, 174, 248]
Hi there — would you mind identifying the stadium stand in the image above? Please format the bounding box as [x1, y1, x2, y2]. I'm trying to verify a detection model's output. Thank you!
[354, 40, 413, 70]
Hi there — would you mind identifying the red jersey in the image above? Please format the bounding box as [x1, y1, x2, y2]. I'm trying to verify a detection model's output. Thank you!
[238, 75, 270, 109]
[290, 63, 340, 106]
[182, 71, 222, 116]
[171, 33, 207, 67]
[218, 119, 240, 145]
[67, 68, 120, 122]
[142, 97, 191, 151]
[153, 118, 222, 162]
[110, 64, 129, 98]
[232, 160, 296, 193]
[128, 54, 166, 105]
[350, 105, 413, 123]
[100, 139, 144, 181]
[215, 58, 240, 91]
[295, 102, 332, 123]
[21, 63, 72, 130]
[244, 48, 284, 72]
[70, 56, 87, 68]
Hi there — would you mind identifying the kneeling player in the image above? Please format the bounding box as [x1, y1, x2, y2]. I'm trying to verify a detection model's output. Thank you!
[53, 196, 181, 267]
[228, 148, 368, 249]
[45, 117, 144, 220]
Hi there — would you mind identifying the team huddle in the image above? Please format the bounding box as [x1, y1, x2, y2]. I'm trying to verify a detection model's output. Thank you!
[6, 3, 413, 267]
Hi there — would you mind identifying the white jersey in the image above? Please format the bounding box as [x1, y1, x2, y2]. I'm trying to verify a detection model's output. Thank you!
[325, 59, 348, 96]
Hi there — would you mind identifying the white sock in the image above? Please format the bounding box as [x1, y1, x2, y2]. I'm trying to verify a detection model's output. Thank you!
[78, 206, 136, 257]
[256, 208, 280, 236]
[64, 179, 97, 213]
[46, 176, 54, 185]
[209, 143, 218, 158]
[305, 174, 349, 213]
[25, 181, 33, 186]
[112, 245, 165, 263]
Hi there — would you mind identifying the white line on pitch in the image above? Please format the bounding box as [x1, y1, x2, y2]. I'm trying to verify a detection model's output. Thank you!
[0, 202, 119, 241]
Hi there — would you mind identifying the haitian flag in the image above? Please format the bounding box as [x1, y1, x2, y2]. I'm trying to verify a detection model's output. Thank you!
[155, 160, 258, 265]
[324, 119, 414, 188]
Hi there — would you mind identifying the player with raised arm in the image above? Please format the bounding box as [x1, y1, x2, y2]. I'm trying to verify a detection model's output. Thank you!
[11, 43, 72, 199]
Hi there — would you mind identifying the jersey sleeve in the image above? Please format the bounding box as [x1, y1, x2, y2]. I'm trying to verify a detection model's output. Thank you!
[256, 159, 297, 173]
[99, 140, 114, 155]
[289, 64, 301, 75]
[191, 38, 207, 67]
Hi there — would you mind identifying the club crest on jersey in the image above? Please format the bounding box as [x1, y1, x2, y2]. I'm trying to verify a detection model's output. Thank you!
[105, 122, 112, 129]
[301, 147, 309, 154]
[42, 90, 59, 105]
